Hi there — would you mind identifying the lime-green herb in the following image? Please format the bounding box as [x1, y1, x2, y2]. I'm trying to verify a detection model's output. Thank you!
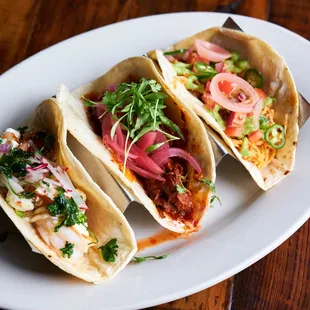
[60, 241, 74, 259]
[133, 254, 168, 263]
[99, 238, 118, 263]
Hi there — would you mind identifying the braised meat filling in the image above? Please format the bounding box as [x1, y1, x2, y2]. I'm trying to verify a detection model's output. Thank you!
[142, 158, 194, 222]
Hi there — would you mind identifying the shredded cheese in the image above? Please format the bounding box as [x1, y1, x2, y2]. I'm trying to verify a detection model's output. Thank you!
[232, 105, 276, 170]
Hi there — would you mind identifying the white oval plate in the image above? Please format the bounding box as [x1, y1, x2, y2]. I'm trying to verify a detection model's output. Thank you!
[0, 12, 309, 310]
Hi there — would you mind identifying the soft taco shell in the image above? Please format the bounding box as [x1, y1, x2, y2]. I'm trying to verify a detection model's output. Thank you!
[0, 100, 137, 283]
[56, 56, 215, 233]
[151, 27, 299, 190]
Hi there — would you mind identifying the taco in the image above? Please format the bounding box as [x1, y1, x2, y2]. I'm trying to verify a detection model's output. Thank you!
[56, 57, 216, 233]
[151, 27, 299, 190]
[0, 100, 137, 283]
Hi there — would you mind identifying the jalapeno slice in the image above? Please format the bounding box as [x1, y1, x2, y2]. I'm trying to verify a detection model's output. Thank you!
[244, 69, 263, 88]
[195, 62, 217, 75]
[164, 49, 187, 55]
[264, 124, 286, 149]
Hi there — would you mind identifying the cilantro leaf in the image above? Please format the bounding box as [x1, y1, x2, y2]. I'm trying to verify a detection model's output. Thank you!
[99, 238, 118, 262]
[201, 179, 216, 192]
[47, 188, 87, 232]
[0, 148, 33, 178]
[60, 241, 74, 258]
[82, 95, 97, 107]
[201, 179, 221, 208]
[176, 184, 186, 194]
[132, 254, 168, 264]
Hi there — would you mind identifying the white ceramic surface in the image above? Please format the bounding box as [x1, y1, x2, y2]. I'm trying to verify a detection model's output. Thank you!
[0, 12, 309, 310]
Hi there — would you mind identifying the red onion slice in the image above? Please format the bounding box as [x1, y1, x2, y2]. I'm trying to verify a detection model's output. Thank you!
[127, 160, 165, 181]
[136, 131, 157, 151]
[210, 73, 259, 113]
[0, 144, 11, 154]
[195, 39, 232, 62]
[151, 148, 202, 173]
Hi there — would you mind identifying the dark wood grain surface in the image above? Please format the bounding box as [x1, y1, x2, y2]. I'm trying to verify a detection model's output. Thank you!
[0, 1, 309, 309]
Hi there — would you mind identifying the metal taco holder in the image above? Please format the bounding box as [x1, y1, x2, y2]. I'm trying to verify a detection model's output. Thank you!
[73, 18, 310, 213]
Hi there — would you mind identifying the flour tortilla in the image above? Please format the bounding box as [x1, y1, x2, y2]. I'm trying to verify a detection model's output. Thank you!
[0, 100, 137, 283]
[56, 56, 215, 233]
[151, 27, 299, 190]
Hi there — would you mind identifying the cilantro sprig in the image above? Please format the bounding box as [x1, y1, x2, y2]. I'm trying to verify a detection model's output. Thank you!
[83, 78, 184, 169]
[60, 241, 74, 258]
[201, 179, 221, 208]
[0, 148, 33, 178]
[99, 238, 118, 263]
[47, 188, 87, 232]
[132, 254, 168, 263]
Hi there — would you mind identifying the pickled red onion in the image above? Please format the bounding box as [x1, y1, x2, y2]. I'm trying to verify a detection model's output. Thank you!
[103, 136, 138, 159]
[195, 39, 232, 62]
[127, 160, 165, 181]
[136, 131, 157, 151]
[252, 98, 264, 130]
[151, 148, 202, 173]
[210, 73, 259, 113]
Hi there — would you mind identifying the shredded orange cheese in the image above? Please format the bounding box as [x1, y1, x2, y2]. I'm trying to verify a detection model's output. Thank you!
[231, 105, 276, 170]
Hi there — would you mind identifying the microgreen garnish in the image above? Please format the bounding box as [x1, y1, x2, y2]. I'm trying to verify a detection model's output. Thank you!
[60, 241, 74, 259]
[99, 238, 118, 263]
[201, 179, 221, 207]
[47, 188, 87, 232]
[86, 78, 184, 170]
[0, 148, 33, 178]
[132, 254, 168, 263]
[81, 95, 97, 107]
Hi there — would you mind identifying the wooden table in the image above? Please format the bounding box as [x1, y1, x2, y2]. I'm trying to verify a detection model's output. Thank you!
[1, 1, 309, 309]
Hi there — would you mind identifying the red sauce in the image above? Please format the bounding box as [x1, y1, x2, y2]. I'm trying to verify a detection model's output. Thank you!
[137, 229, 189, 252]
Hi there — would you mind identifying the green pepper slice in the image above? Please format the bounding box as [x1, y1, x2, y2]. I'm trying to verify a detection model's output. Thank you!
[195, 62, 217, 75]
[164, 48, 187, 56]
[244, 69, 263, 88]
[185, 75, 204, 91]
[264, 124, 286, 149]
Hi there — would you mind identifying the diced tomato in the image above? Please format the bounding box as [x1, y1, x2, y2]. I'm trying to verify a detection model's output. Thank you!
[202, 93, 216, 110]
[248, 130, 264, 143]
[247, 112, 253, 117]
[227, 112, 247, 127]
[219, 80, 234, 95]
[255, 88, 267, 99]
[225, 126, 242, 137]
[205, 81, 211, 92]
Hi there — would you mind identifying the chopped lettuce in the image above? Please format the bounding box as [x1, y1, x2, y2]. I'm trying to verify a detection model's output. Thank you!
[206, 105, 226, 130]
[240, 137, 251, 157]
[172, 62, 193, 76]
[242, 117, 255, 135]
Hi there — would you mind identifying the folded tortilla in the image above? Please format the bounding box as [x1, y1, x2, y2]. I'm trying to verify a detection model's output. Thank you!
[56, 57, 216, 233]
[0, 100, 137, 283]
[150, 27, 299, 190]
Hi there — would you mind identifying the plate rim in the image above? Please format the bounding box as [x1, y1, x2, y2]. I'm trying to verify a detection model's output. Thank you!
[0, 12, 309, 310]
